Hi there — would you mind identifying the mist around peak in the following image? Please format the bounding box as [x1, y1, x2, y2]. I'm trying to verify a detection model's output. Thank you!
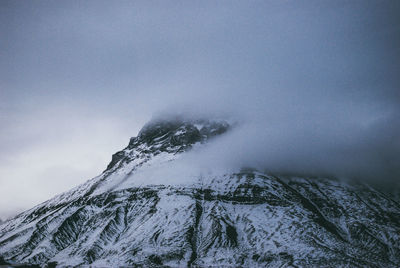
[149, 98, 400, 185]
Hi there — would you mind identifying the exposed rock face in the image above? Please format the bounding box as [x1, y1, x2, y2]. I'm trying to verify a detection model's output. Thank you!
[0, 118, 399, 267]
[106, 118, 229, 171]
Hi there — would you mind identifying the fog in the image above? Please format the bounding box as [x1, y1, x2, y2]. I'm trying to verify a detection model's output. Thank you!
[1, 0, 399, 219]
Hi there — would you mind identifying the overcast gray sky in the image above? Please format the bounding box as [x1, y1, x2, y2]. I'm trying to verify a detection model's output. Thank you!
[1, 0, 399, 219]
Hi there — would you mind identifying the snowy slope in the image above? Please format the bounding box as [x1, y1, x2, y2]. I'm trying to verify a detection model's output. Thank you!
[0, 117, 399, 267]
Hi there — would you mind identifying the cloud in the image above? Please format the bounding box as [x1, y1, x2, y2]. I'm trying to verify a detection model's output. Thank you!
[0, 106, 143, 219]
[0, 0, 399, 218]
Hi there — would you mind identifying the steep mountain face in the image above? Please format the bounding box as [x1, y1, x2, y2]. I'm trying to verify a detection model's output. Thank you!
[0, 117, 399, 267]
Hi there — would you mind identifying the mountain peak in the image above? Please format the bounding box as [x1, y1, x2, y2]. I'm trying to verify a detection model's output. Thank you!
[138, 116, 230, 138]
[106, 117, 230, 171]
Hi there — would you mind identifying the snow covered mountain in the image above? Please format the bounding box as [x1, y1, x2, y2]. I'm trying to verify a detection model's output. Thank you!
[0, 117, 399, 267]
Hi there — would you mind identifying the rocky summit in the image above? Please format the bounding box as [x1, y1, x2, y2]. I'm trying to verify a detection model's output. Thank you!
[0, 117, 399, 267]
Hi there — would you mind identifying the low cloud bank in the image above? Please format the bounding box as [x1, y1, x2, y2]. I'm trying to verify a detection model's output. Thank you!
[156, 86, 400, 183]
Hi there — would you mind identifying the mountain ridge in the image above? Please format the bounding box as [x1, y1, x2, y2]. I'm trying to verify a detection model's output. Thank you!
[0, 117, 399, 267]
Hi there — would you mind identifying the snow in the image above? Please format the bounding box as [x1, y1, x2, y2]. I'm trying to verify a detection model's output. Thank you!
[174, 129, 186, 136]
[1, 119, 399, 266]
[193, 123, 204, 131]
